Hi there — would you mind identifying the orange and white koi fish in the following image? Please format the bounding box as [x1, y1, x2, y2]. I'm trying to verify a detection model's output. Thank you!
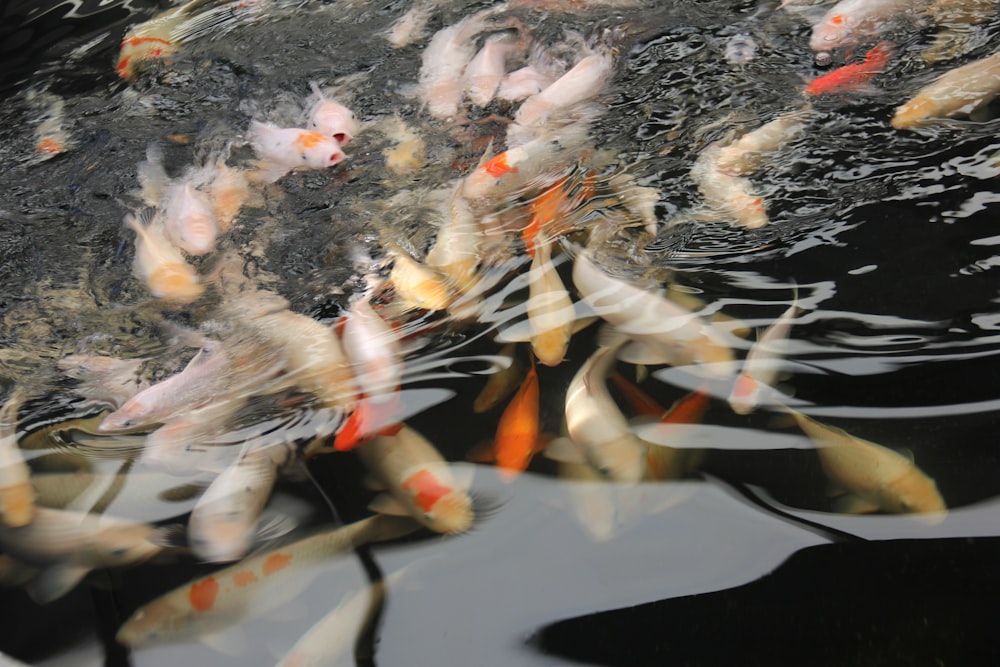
[806, 42, 894, 96]
[571, 250, 734, 375]
[98, 341, 229, 433]
[187, 447, 284, 562]
[356, 424, 474, 534]
[198, 156, 253, 233]
[790, 410, 947, 515]
[562, 335, 646, 482]
[28, 90, 70, 159]
[0, 391, 33, 528]
[809, 0, 913, 52]
[116, 515, 418, 648]
[387, 248, 453, 311]
[526, 240, 575, 367]
[125, 211, 204, 304]
[247, 121, 346, 183]
[465, 32, 525, 108]
[473, 342, 524, 413]
[891, 51, 1000, 129]
[714, 106, 812, 176]
[0, 507, 164, 603]
[306, 82, 360, 145]
[513, 49, 614, 129]
[418, 8, 500, 120]
[58, 354, 148, 409]
[490, 358, 540, 478]
[690, 143, 769, 229]
[728, 302, 798, 416]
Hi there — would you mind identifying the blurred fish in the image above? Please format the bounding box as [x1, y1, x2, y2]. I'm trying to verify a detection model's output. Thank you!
[805, 42, 894, 96]
[0, 507, 165, 603]
[790, 410, 947, 515]
[116, 515, 419, 648]
[496, 64, 556, 102]
[386, 0, 435, 48]
[0, 391, 33, 528]
[126, 210, 204, 304]
[473, 342, 523, 413]
[922, 0, 1000, 63]
[306, 82, 360, 145]
[690, 144, 769, 229]
[27, 90, 70, 160]
[490, 358, 540, 479]
[728, 302, 799, 416]
[724, 33, 758, 65]
[247, 121, 346, 183]
[809, 0, 913, 52]
[713, 106, 812, 176]
[357, 424, 474, 534]
[891, 50, 1000, 129]
[425, 183, 483, 296]
[513, 47, 614, 130]
[387, 248, 453, 311]
[526, 240, 575, 367]
[464, 32, 526, 107]
[58, 354, 149, 409]
[382, 116, 427, 176]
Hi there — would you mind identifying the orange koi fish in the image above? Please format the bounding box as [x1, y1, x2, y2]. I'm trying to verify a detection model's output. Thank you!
[116, 515, 418, 648]
[473, 343, 524, 414]
[492, 359, 540, 479]
[805, 42, 894, 96]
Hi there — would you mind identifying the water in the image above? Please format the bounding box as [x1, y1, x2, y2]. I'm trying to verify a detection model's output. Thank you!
[2, 0, 1000, 664]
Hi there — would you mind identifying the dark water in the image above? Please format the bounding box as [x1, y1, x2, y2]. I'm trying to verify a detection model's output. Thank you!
[1, 0, 1000, 665]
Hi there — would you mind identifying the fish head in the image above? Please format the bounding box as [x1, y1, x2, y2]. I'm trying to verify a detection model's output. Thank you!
[189, 505, 255, 563]
[98, 402, 148, 432]
[309, 102, 359, 145]
[91, 524, 163, 567]
[881, 471, 947, 515]
[810, 12, 855, 51]
[117, 597, 191, 648]
[293, 132, 346, 169]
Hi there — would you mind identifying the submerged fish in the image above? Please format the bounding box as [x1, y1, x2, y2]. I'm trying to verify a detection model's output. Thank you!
[805, 42, 894, 96]
[809, 0, 913, 52]
[491, 358, 541, 478]
[0, 391, 33, 528]
[126, 211, 204, 304]
[728, 302, 799, 416]
[891, 51, 1000, 129]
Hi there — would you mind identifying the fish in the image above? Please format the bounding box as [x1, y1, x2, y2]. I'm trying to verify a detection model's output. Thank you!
[356, 424, 474, 534]
[491, 358, 540, 478]
[387, 248, 453, 312]
[526, 240, 575, 367]
[496, 64, 556, 102]
[126, 211, 204, 304]
[187, 446, 282, 562]
[724, 33, 758, 65]
[98, 340, 230, 433]
[474, 343, 524, 414]
[728, 302, 799, 416]
[0, 507, 164, 603]
[306, 82, 360, 145]
[386, 0, 434, 48]
[247, 121, 346, 183]
[790, 410, 947, 514]
[521, 170, 596, 258]
[561, 333, 646, 482]
[690, 143, 769, 229]
[28, 90, 70, 160]
[891, 51, 1000, 129]
[464, 32, 525, 108]
[922, 0, 1000, 63]
[382, 116, 427, 176]
[513, 49, 615, 130]
[58, 354, 149, 409]
[805, 42, 894, 96]
[198, 156, 254, 233]
[116, 515, 419, 648]
[425, 183, 483, 296]
[571, 250, 734, 375]
[809, 0, 913, 52]
[713, 106, 812, 176]
[0, 391, 33, 528]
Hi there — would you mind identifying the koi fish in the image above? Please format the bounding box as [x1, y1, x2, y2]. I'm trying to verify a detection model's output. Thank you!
[425, 183, 482, 296]
[116, 515, 419, 648]
[809, 0, 913, 52]
[125, 211, 204, 304]
[0, 507, 164, 603]
[388, 248, 453, 312]
[806, 42, 894, 96]
[496, 64, 556, 102]
[198, 156, 253, 233]
[790, 410, 947, 515]
[513, 49, 614, 129]
[491, 358, 540, 478]
[306, 82, 360, 145]
[690, 144, 769, 229]
[521, 170, 596, 258]
[465, 32, 525, 108]
[386, 0, 434, 48]
[247, 121, 346, 183]
[98, 341, 229, 433]
[891, 51, 1000, 129]
[561, 334, 646, 482]
[713, 106, 812, 176]
[29, 91, 70, 160]
[137, 144, 219, 256]
[728, 302, 799, 416]
[473, 342, 524, 413]
[0, 391, 33, 528]
[526, 240, 575, 367]
[382, 116, 427, 176]
[356, 424, 474, 534]
[571, 250, 734, 375]
[58, 354, 148, 409]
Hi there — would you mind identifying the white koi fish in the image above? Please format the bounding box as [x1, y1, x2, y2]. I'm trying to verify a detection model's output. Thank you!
[561, 334, 646, 482]
[386, 0, 434, 48]
[0, 507, 164, 603]
[0, 391, 33, 528]
[125, 211, 204, 304]
[306, 81, 360, 145]
[526, 240, 574, 367]
[98, 341, 229, 433]
[513, 49, 614, 129]
[356, 424, 474, 534]
[892, 51, 1000, 129]
[690, 143, 769, 229]
[790, 410, 947, 515]
[810, 0, 914, 52]
[382, 116, 427, 176]
[116, 515, 419, 648]
[247, 121, 346, 183]
[137, 144, 219, 256]
[728, 302, 799, 416]
[418, 10, 493, 119]
[571, 250, 734, 375]
[713, 106, 812, 177]
[496, 64, 556, 102]
[465, 32, 525, 107]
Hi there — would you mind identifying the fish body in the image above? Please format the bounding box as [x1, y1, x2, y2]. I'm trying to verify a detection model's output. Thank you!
[564, 338, 645, 482]
[248, 121, 346, 183]
[418, 9, 497, 119]
[496, 64, 555, 102]
[690, 144, 769, 229]
[126, 212, 204, 304]
[571, 251, 734, 374]
[465, 32, 524, 107]
[728, 302, 798, 415]
[161, 181, 219, 256]
[492, 359, 540, 477]
[474, 343, 523, 413]
[425, 184, 482, 295]
[387, 0, 434, 47]
[116, 515, 418, 647]
[306, 82, 360, 145]
[388, 250, 452, 311]
[791, 411, 947, 514]
[806, 42, 894, 96]
[892, 51, 1000, 129]
[513, 50, 614, 129]
[526, 240, 574, 367]
[59, 354, 148, 409]
[714, 106, 812, 176]
[356, 425, 474, 534]
[809, 0, 913, 51]
[0, 392, 33, 527]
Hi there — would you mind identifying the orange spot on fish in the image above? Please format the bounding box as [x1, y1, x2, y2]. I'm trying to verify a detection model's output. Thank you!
[731, 372, 759, 400]
[36, 138, 63, 154]
[482, 153, 515, 178]
[115, 56, 132, 76]
[188, 577, 219, 612]
[401, 468, 452, 513]
[123, 37, 172, 48]
[831, 14, 844, 24]
[232, 570, 258, 587]
[263, 552, 292, 576]
[292, 131, 326, 151]
[333, 395, 403, 451]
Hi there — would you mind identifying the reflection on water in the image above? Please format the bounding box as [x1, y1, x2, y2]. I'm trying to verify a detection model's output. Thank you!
[0, 0, 999, 664]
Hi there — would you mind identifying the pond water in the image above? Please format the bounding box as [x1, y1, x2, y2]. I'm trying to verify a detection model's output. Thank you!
[1, 0, 1000, 665]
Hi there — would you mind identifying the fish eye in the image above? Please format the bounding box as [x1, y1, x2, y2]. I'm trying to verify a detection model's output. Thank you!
[110, 546, 130, 557]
